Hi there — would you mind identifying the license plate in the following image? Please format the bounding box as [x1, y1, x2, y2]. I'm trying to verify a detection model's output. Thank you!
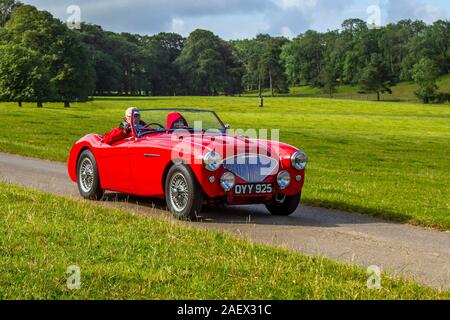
[234, 184, 273, 195]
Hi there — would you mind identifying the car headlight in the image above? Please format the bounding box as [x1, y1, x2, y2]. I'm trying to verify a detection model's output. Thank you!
[291, 151, 308, 170]
[277, 171, 291, 189]
[220, 172, 235, 191]
[203, 150, 223, 172]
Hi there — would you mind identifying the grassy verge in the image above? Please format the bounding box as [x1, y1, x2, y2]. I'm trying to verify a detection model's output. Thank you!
[0, 97, 449, 230]
[0, 183, 448, 300]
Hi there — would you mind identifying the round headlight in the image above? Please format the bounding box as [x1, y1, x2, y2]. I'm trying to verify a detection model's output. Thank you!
[203, 151, 223, 172]
[291, 151, 308, 170]
[220, 172, 235, 191]
[277, 171, 291, 189]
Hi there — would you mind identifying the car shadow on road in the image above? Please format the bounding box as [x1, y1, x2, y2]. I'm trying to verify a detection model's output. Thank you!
[100, 192, 397, 228]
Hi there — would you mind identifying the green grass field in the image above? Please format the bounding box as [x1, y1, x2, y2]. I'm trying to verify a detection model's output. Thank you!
[0, 96, 449, 229]
[0, 183, 448, 299]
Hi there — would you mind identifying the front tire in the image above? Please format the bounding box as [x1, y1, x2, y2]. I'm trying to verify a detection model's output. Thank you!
[165, 164, 203, 220]
[76, 149, 104, 200]
[265, 192, 301, 216]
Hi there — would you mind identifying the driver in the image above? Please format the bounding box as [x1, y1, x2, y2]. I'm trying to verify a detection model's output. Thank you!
[102, 108, 146, 145]
[132, 109, 148, 132]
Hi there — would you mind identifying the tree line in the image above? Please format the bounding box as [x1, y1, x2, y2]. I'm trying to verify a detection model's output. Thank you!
[279, 18, 450, 102]
[0, 1, 449, 106]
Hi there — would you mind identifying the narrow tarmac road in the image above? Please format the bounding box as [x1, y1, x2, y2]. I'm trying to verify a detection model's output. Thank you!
[0, 152, 449, 289]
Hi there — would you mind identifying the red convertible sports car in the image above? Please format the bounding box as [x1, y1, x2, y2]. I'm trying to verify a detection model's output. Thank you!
[67, 108, 307, 220]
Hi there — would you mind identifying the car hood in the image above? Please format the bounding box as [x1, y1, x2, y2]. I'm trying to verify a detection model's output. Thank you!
[142, 132, 298, 161]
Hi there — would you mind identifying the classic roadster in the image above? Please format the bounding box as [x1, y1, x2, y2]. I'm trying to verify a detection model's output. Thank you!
[67, 109, 307, 220]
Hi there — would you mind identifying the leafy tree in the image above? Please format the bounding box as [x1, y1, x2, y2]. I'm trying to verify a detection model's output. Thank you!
[52, 31, 95, 107]
[425, 21, 450, 75]
[234, 35, 288, 96]
[142, 32, 185, 95]
[0, 0, 21, 27]
[412, 58, 440, 104]
[341, 25, 373, 85]
[2, 5, 95, 106]
[108, 33, 143, 95]
[282, 31, 324, 87]
[152, 32, 185, 62]
[221, 41, 244, 96]
[232, 39, 265, 93]
[176, 29, 242, 95]
[78, 24, 122, 95]
[280, 40, 301, 87]
[261, 35, 289, 96]
[92, 50, 121, 95]
[176, 29, 218, 95]
[379, 21, 425, 82]
[0, 44, 52, 107]
[359, 53, 393, 101]
[341, 18, 368, 35]
[318, 63, 339, 98]
[398, 20, 431, 80]
[77, 26, 186, 96]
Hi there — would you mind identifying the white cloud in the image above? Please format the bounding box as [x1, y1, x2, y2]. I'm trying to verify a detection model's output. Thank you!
[419, 3, 449, 21]
[281, 26, 295, 39]
[22, 0, 450, 39]
[170, 17, 185, 34]
[386, 0, 450, 23]
[274, 0, 318, 11]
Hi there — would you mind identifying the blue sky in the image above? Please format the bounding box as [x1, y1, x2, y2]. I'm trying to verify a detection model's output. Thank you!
[24, 0, 450, 39]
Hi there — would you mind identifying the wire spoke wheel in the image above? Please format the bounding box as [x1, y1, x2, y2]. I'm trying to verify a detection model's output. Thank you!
[169, 172, 189, 212]
[165, 164, 203, 220]
[79, 158, 94, 193]
[76, 150, 104, 201]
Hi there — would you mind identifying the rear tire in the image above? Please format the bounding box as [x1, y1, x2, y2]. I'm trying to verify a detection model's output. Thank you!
[165, 164, 203, 220]
[76, 149, 104, 200]
[265, 192, 301, 216]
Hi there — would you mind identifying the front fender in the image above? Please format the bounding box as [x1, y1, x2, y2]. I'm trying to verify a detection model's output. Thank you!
[67, 135, 102, 182]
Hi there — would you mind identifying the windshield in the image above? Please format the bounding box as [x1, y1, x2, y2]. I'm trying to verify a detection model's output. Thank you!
[132, 109, 225, 137]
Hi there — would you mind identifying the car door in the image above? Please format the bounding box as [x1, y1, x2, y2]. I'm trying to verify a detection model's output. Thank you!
[96, 137, 134, 193]
[128, 134, 171, 197]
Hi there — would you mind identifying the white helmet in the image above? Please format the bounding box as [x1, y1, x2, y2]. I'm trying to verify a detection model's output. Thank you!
[125, 107, 140, 118]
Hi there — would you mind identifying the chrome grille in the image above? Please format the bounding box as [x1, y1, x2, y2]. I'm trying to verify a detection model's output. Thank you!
[224, 154, 278, 183]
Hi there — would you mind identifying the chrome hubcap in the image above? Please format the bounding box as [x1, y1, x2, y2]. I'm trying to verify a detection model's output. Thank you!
[169, 172, 189, 212]
[79, 158, 94, 193]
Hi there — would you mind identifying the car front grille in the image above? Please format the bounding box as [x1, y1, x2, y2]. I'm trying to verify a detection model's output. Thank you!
[224, 154, 279, 183]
